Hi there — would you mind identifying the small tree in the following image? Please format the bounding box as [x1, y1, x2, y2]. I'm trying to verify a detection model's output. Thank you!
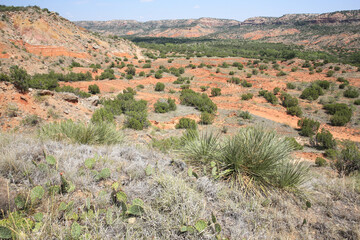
[155, 82, 165, 91]
[88, 84, 100, 94]
[211, 88, 221, 97]
[10, 65, 30, 93]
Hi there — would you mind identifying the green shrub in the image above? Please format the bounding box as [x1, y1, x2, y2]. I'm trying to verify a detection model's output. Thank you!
[276, 71, 286, 76]
[200, 86, 209, 92]
[91, 108, 114, 124]
[10, 65, 30, 93]
[142, 63, 151, 68]
[280, 92, 298, 108]
[137, 84, 144, 89]
[315, 157, 327, 167]
[241, 80, 252, 88]
[273, 87, 280, 95]
[298, 118, 320, 137]
[326, 70, 334, 77]
[325, 148, 338, 160]
[39, 120, 123, 145]
[211, 88, 221, 97]
[344, 87, 359, 98]
[315, 80, 330, 90]
[287, 106, 302, 117]
[238, 111, 252, 120]
[300, 84, 324, 100]
[99, 69, 115, 80]
[334, 141, 360, 176]
[241, 93, 253, 100]
[354, 99, 360, 105]
[228, 77, 241, 84]
[125, 111, 150, 130]
[263, 92, 278, 105]
[218, 127, 309, 189]
[88, 84, 100, 94]
[180, 89, 217, 114]
[155, 71, 163, 79]
[154, 102, 169, 113]
[315, 128, 336, 149]
[200, 112, 214, 125]
[173, 77, 189, 84]
[175, 118, 197, 130]
[155, 82, 165, 91]
[324, 103, 352, 126]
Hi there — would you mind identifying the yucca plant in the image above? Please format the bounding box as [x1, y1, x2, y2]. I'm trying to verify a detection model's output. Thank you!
[38, 120, 123, 145]
[218, 127, 309, 190]
[181, 130, 221, 162]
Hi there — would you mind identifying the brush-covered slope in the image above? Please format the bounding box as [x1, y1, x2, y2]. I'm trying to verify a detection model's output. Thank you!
[0, 5, 143, 74]
[76, 10, 360, 49]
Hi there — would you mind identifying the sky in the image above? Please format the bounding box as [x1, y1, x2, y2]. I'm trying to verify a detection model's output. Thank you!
[2, 0, 360, 22]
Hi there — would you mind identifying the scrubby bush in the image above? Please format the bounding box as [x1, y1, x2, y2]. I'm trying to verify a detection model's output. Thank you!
[180, 89, 217, 114]
[263, 92, 278, 105]
[276, 71, 287, 76]
[273, 87, 280, 95]
[354, 99, 360, 105]
[200, 86, 209, 92]
[88, 84, 100, 94]
[334, 141, 360, 176]
[325, 148, 338, 160]
[155, 71, 163, 79]
[315, 157, 327, 167]
[315, 128, 336, 149]
[154, 98, 176, 113]
[99, 69, 115, 80]
[175, 118, 197, 130]
[91, 108, 114, 124]
[324, 103, 352, 126]
[125, 111, 150, 130]
[228, 77, 241, 85]
[199, 112, 214, 125]
[326, 70, 334, 77]
[211, 88, 221, 97]
[315, 80, 330, 90]
[238, 111, 252, 120]
[154, 82, 165, 91]
[287, 106, 302, 117]
[280, 93, 298, 108]
[300, 84, 324, 101]
[241, 93, 253, 100]
[10, 65, 30, 93]
[241, 80, 252, 88]
[298, 118, 320, 137]
[343, 87, 359, 98]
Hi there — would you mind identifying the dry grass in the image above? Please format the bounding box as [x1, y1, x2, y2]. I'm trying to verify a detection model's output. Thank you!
[0, 133, 359, 239]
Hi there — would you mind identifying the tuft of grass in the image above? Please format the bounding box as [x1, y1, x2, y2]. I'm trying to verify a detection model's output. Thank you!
[38, 120, 123, 145]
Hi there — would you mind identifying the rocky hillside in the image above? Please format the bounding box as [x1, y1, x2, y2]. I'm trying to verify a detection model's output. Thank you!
[0, 6, 143, 74]
[76, 10, 360, 49]
[75, 18, 240, 38]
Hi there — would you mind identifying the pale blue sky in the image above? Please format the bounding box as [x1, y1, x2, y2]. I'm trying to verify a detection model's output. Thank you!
[2, 0, 359, 21]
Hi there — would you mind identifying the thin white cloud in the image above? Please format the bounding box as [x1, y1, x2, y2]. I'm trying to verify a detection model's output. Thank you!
[194, 5, 200, 9]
